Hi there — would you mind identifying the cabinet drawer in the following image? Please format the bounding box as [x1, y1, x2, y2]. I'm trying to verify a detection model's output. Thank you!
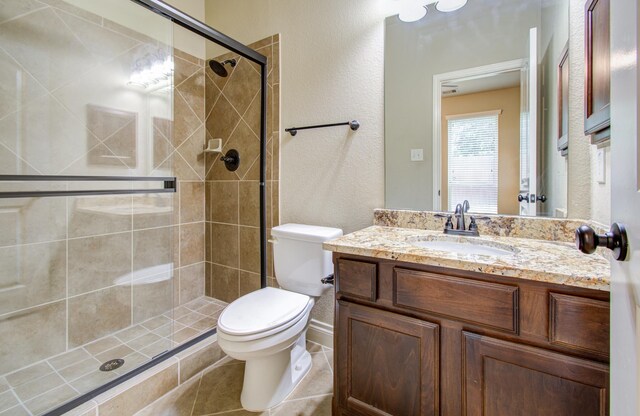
[393, 268, 518, 333]
[549, 293, 610, 358]
[336, 259, 377, 301]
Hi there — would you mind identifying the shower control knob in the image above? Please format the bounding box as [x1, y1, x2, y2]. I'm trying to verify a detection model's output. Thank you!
[575, 223, 628, 261]
[220, 149, 240, 172]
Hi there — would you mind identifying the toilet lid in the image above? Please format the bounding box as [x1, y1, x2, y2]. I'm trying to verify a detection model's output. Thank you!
[218, 287, 311, 336]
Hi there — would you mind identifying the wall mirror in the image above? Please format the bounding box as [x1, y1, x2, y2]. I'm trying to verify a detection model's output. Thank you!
[384, 0, 604, 218]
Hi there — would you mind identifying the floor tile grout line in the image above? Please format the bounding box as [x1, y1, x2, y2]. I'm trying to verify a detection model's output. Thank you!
[188, 372, 205, 416]
[188, 371, 205, 416]
[14, 366, 74, 413]
[280, 392, 334, 404]
[3, 357, 57, 390]
[3, 296, 224, 412]
[5, 387, 24, 415]
[321, 349, 334, 378]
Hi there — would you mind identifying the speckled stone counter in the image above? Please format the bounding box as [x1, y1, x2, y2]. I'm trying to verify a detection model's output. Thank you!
[373, 209, 607, 242]
[323, 226, 610, 291]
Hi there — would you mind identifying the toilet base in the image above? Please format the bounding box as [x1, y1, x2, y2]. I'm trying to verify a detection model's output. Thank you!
[240, 332, 312, 411]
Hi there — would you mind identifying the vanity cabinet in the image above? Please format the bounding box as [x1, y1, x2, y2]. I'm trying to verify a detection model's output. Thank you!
[332, 254, 610, 416]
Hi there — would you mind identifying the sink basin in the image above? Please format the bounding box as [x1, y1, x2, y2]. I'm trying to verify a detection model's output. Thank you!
[411, 239, 516, 257]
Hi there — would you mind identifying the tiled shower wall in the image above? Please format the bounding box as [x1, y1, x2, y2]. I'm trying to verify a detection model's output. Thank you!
[0, 0, 209, 377]
[205, 35, 280, 302]
[168, 49, 207, 310]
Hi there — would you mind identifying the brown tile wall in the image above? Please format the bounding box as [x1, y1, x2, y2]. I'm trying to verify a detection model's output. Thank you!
[204, 35, 280, 301]
[0, 1, 206, 376]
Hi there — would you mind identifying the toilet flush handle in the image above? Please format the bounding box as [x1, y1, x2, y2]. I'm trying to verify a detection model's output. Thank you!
[321, 274, 334, 285]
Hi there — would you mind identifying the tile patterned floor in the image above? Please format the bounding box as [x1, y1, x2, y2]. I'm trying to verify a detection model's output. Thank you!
[0, 297, 226, 416]
[134, 341, 334, 416]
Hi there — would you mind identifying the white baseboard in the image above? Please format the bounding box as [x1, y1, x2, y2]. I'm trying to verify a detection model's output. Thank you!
[306, 319, 333, 348]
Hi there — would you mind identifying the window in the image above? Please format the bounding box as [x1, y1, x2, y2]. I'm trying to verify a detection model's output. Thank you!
[447, 112, 499, 213]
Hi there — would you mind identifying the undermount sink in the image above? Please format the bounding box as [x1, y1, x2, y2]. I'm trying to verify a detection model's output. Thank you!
[411, 239, 517, 258]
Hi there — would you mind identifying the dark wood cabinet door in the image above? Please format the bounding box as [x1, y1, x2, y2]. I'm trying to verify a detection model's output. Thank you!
[336, 301, 439, 416]
[463, 332, 609, 416]
[585, 0, 610, 143]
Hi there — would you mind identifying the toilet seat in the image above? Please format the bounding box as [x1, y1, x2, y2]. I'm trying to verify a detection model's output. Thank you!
[218, 287, 312, 341]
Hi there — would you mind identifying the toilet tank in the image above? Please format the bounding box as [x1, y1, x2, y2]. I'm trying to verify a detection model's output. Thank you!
[271, 224, 343, 297]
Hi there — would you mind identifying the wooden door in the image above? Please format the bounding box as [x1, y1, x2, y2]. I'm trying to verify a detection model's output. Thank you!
[609, 0, 639, 413]
[335, 301, 439, 416]
[463, 332, 609, 416]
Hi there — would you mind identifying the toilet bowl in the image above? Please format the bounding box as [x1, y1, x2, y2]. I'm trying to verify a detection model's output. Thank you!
[216, 224, 342, 411]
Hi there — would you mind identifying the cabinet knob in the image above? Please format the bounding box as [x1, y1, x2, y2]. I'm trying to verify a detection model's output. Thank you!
[575, 223, 628, 261]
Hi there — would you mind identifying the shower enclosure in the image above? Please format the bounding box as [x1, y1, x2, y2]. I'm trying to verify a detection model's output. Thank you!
[0, 1, 271, 414]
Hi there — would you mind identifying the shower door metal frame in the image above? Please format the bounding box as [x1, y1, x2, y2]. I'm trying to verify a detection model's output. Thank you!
[131, 0, 269, 289]
[44, 1, 268, 414]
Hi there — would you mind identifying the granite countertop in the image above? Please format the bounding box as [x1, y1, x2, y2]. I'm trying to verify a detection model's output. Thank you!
[323, 226, 610, 291]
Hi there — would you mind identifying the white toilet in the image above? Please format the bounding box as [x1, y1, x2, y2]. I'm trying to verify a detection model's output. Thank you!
[216, 223, 343, 411]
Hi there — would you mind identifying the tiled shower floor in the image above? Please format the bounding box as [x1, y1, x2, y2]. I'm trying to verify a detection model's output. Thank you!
[0, 296, 227, 416]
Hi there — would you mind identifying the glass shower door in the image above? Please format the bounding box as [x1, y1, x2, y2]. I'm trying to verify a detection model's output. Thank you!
[0, 1, 175, 413]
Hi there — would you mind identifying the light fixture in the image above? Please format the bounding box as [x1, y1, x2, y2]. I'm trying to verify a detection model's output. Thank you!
[435, 0, 467, 12]
[397, 0, 429, 22]
[127, 50, 173, 90]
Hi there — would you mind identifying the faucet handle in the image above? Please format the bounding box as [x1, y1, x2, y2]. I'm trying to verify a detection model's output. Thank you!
[468, 216, 491, 232]
[471, 215, 491, 221]
[435, 213, 453, 229]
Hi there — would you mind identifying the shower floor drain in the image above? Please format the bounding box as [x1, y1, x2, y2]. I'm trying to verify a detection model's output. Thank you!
[99, 359, 125, 372]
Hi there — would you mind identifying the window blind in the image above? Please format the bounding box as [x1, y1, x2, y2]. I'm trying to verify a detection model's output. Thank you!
[447, 113, 499, 214]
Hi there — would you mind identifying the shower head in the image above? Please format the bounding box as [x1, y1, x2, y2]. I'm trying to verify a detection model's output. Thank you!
[208, 58, 237, 77]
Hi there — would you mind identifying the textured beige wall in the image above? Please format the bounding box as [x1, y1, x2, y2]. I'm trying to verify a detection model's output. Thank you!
[204, 0, 386, 235]
[441, 87, 521, 215]
[205, 0, 388, 325]
[170, 0, 207, 58]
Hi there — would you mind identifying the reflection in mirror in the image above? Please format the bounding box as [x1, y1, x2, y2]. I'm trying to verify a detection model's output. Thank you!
[438, 68, 523, 215]
[384, 0, 607, 220]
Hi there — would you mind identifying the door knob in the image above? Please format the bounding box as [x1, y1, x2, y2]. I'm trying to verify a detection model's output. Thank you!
[536, 194, 547, 203]
[517, 193, 528, 202]
[575, 223, 628, 261]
